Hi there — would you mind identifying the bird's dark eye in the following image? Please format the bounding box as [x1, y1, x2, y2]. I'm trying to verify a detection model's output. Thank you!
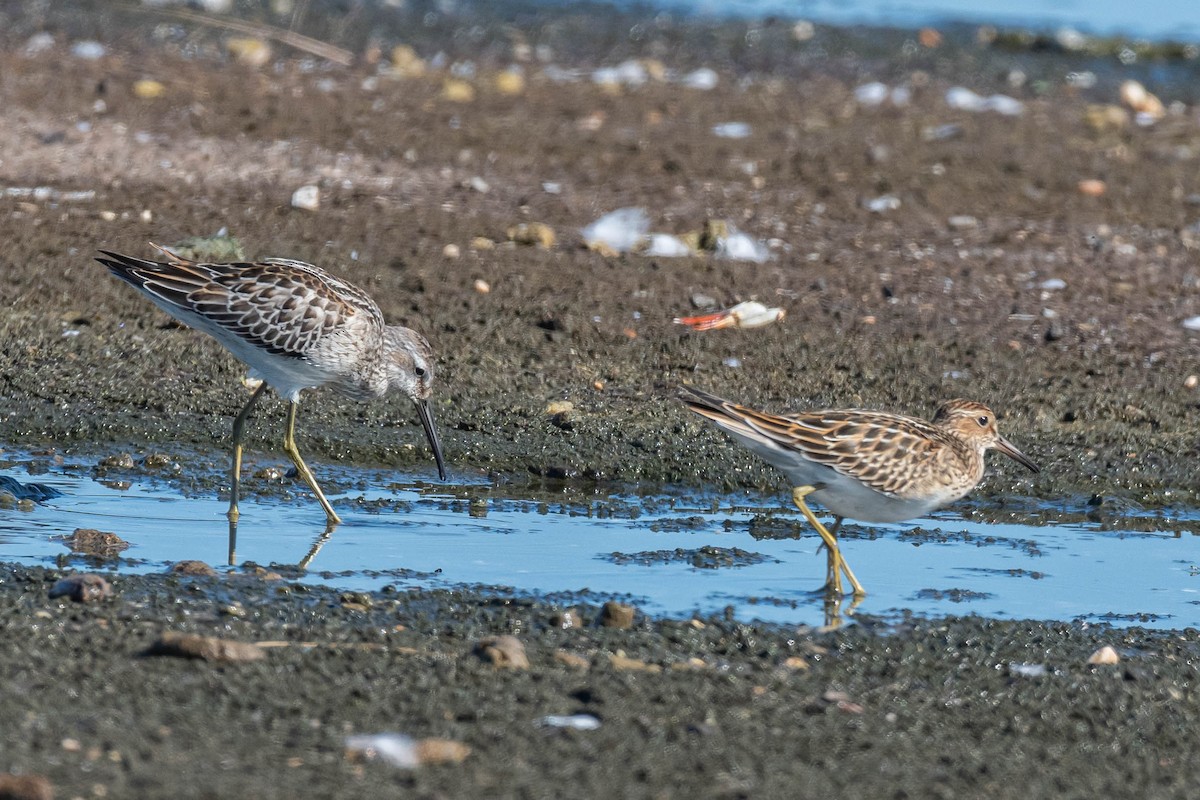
[415, 366, 426, 378]
[977, 415, 989, 427]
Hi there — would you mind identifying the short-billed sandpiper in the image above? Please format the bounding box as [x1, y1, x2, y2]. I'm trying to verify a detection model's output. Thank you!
[98, 245, 447, 526]
[679, 386, 1038, 596]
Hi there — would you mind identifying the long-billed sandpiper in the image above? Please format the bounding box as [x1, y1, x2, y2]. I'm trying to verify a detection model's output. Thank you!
[98, 245, 447, 526]
[679, 386, 1038, 596]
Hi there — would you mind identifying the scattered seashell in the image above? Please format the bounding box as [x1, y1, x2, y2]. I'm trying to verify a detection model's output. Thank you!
[1040, 278, 1067, 291]
[591, 60, 648, 88]
[494, 69, 525, 95]
[1119, 79, 1164, 125]
[291, 184, 319, 211]
[442, 78, 475, 103]
[682, 67, 719, 90]
[947, 215, 978, 230]
[1077, 179, 1106, 197]
[854, 82, 890, 107]
[70, 40, 107, 60]
[1185, 374, 1199, 390]
[345, 734, 469, 769]
[132, 79, 166, 100]
[865, 195, 901, 213]
[507, 222, 556, 248]
[715, 227, 771, 262]
[442, 243, 461, 259]
[470, 237, 495, 251]
[638, 233, 693, 258]
[1008, 662, 1046, 678]
[792, 20, 815, 41]
[919, 27, 942, 47]
[1087, 645, 1120, 665]
[945, 87, 1023, 115]
[581, 207, 650, 254]
[473, 278, 490, 294]
[712, 122, 751, 139]
[674, 300, 786, 331]
[226, 37, 271, 67]
[390, 45, 425, 77]
[22, 32, 55, 57]
[537, 714, 601, 730]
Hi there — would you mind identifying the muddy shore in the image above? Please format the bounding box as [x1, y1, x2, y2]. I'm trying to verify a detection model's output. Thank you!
[2, 2, 1200, 797]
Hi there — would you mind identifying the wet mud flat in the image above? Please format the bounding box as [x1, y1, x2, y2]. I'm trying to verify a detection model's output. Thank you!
[2, 2, 1200, 796]
[1, 561, 1198, 799]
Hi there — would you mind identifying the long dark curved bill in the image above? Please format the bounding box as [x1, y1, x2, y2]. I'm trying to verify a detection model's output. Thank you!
[996, 436, 1039, 473]
[416, 398, 448, 480]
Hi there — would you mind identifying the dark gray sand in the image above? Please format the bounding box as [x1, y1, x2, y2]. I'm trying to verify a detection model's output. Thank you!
[4, 563, 1200, 799]
[2, 3, 1200, 797]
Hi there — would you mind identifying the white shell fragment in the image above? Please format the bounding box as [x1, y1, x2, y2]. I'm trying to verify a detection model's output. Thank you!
[641, 233, 692, 258]
[712, 122, 751, 139]
[344, 734, 423, 768]
[290, 184, 320, 211]
[674, 300, 785, 331]
[537, 714, 602, 730]
[682, 68, 719, 90]
[581, 207, 651, 253]
[945, 87, 1024, 116]
[715, 227, 770, 263]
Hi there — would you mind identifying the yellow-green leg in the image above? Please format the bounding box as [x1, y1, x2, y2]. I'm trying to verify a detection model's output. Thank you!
[228, 383, 268, 523]
[282, 401, 342, 526]
[791, 487, 866, 597]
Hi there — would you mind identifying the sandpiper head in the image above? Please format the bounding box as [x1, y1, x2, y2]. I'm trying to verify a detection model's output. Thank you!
[932, 399, 1039, 473]
[384, 326, 447, 481]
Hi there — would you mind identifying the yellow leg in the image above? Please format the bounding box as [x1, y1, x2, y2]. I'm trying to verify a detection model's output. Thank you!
[228, 383, 268, 523]
[791, 487, 866, 597]
[281, 401, 342, 526]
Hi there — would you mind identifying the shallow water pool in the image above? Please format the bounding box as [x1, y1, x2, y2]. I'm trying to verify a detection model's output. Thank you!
[1, 452, 1197, 628]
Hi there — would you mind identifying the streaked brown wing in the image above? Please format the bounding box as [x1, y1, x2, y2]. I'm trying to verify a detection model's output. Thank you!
[732, 406, 949, 497]
[99, 251, 373, 358]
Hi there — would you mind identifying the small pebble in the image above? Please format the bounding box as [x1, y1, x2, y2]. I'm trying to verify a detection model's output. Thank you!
[169, 560, 217, 577]
[70, 40, 106, 60]
[442, 244, 461, 259]
[1087, 645, 1120, 665]
[145, 632, 265, 664]
[291, 184, 320, 211]
[554, 650, 590, 669]
[473, 278, 490, 294]
[0, 773, 54, 800]
[474, 635, 529, 668]
[600, 600, 635, 629]
[132, 79, 166, 100]
[49, 574, 111, 603]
